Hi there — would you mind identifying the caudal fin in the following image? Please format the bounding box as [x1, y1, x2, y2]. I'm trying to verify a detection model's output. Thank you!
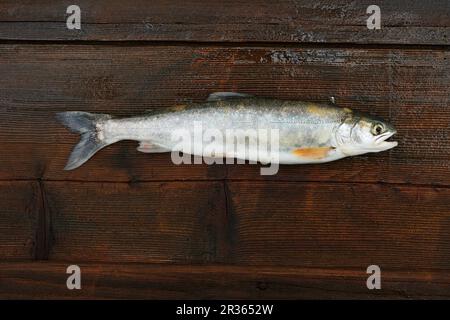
[56, 111, 112, 170]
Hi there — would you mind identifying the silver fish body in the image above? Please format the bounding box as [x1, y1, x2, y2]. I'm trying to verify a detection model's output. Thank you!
[57, 92, 398, 170]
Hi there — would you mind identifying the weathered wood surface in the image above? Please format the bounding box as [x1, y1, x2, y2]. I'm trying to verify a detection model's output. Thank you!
[45, 181, 228, 263]
[1, 262, 450, 299]
[2, 180, 450, 272]
[0, 0, 449, 300]
[0, 181, 40, 260]
[226, 181, 450, 269]
[0, 45, 448, 185]
[0, 0, 449, 44]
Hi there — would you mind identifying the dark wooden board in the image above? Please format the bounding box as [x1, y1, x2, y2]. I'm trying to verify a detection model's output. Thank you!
[11, 180, 445, 271]
[0, 0, 449, 44]
[0, 181, 41, 260]
[226, 181, 450, 270]
[1, 0, 449, 300]
[0, 44, 448, 185]
[1, 262, 450, 299]
[44, 181, 228, 263]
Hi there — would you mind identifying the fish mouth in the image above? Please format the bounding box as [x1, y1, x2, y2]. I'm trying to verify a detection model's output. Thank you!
[375, 130, 398, 149]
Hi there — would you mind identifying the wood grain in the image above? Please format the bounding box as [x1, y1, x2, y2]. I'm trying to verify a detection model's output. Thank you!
[0, 45, 448, 185]
[1, 0, 449, 300]
[18, 180, 447, 270]
[44, 181, 228, 263]
[0, 181, 40, 260]
[0, 0, 449, 44]
[1, 262, 450, 299]
[226, 181, 450, 269]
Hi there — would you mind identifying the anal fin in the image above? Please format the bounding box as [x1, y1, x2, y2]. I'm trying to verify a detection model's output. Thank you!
[137, 141, 169, 153]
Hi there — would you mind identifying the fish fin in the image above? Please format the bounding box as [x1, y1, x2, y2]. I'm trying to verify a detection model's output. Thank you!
[207, 92, 254, 102]
[329, 96, 336, 104]
[292, 147, 335, 160]
[56, 111, 112, 170]
[137, 141, 169, 153]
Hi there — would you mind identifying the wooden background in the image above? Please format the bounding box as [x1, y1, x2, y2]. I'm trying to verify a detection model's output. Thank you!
[0, 0, 449, 299]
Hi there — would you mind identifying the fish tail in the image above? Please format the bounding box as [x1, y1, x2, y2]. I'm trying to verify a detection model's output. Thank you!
[56, 111, 112, 170]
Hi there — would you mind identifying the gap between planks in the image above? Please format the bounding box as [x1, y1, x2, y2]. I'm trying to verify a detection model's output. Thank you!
[0, 178, 449, 190]
[0, 39, 449, 50]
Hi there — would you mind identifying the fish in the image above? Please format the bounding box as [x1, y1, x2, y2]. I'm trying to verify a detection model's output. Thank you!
[56, 92, 398, 171]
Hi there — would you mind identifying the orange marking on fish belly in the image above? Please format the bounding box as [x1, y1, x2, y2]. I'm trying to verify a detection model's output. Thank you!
[343, 107, 352, 113]
[292, 147, 334, 159]
[172, 104, 187, 111]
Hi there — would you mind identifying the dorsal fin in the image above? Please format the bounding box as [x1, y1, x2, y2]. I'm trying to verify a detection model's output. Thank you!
[329, 96, 336, 105]
[207, 92, 254, 102]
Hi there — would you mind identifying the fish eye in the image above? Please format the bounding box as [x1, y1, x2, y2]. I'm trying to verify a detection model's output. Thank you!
[371, 123, 384, 135]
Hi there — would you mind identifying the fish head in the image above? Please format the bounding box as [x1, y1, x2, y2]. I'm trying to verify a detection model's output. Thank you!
[336, 112, 398, 156]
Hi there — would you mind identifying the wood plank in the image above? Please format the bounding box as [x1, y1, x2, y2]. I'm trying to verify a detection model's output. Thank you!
[0, 44, 448, 185]
[44, 181, 228, 263]
[37, 180, 450, 270]
[0, 0, 449, 44]
[226, 181, 450, 270]
[0, 181, 40, 260]
[1, 262, 450, 299]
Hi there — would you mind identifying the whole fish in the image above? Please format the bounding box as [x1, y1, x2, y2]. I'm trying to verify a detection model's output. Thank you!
[57, 92, 397, 171]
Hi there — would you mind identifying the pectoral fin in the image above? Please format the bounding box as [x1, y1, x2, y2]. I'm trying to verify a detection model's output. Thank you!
[137, 141, 169, 153]
[292, 147, 335, 160]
